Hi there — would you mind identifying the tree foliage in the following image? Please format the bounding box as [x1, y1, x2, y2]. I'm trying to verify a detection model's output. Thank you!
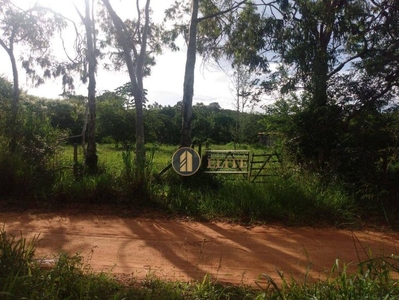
[204, 0, 399, 200]
[0, 0, 66, 151]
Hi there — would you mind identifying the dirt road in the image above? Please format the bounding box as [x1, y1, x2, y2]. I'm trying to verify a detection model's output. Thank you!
[2, 211, 398, 286]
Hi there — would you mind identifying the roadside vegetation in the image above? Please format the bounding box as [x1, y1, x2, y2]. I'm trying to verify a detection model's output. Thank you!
[0, 80, 397, 227]
[0, 139, 372, 228]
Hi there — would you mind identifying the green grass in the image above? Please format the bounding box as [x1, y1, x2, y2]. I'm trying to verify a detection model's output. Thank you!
[59, 143, 176, 174]
[154, 171, 356, 226]
[4, 143, 359, 226]
[1, 228, 399, 299]
[0, 142, 384, 227]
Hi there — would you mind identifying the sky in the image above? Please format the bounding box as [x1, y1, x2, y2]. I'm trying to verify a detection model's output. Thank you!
[0, 0, 270, 111]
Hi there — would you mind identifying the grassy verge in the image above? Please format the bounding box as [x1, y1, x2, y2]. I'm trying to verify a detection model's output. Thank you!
[57, 144, 357, 226]
[1, 143, 397, 228]
[1, 228, 399, 299]
[157, 172, 356, 226]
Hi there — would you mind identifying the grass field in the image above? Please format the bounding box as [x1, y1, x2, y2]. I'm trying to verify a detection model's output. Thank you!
[4, 141, 394, 228]
[45, 143, 361, 227]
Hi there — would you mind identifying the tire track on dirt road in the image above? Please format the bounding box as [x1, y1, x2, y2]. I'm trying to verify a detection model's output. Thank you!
[2, 212, 398, 286]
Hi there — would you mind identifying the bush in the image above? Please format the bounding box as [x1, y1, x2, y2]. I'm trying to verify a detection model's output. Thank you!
[0, 103, 67, 198]
[0, 228, 37, 278]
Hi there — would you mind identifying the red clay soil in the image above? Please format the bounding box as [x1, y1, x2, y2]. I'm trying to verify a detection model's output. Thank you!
[2, 211, 399, 287]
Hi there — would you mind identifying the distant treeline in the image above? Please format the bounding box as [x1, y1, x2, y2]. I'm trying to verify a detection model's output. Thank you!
[11, 90, 264, 147]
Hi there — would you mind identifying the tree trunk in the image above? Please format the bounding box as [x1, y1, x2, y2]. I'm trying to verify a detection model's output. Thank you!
[131, 85, 146, 176]
[83, 0, 98, 173]
[133, 0, 151, 175]
[311, 47, 329, 109]
[235, 73, 240, 150]
[310, 25, 333, 169]
[8, 49, 19, 153]
[0, 26, 19, 154]
[180, 0, 199, 147]
[102, 0, 149, 177]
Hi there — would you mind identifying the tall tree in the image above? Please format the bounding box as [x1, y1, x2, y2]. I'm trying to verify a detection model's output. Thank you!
[180, 0, 199, 147]
[0, 0, 65, 152]
[223, 0, 399, 169]
[230, 63, 261, 147]
[101, 0, 156, 176]
[74, 0, 99, 172]
[165, 0, 247, 147]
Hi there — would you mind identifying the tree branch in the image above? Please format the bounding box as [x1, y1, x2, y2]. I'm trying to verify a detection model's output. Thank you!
[0, 38, 10, 53]
[136, 0, 150, 90]
[135, 0, 141, 43]
[73, 2, 85, 23]
[328, 52, 364, 79]
[197, 0, 247, 23]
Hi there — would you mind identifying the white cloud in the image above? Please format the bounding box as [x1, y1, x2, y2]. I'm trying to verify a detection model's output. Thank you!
[144, 49, 234, 109]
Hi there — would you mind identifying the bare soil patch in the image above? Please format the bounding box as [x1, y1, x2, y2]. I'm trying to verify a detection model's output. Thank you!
[1, 209, 398, 287]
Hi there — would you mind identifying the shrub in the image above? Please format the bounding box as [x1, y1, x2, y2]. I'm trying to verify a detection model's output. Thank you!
[0, 228, 38, 278]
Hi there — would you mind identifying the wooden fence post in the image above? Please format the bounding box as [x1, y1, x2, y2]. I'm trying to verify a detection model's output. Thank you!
[73, 143, 78, 178]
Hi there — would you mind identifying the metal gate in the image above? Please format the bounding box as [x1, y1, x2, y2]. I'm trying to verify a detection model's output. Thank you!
[248, 152, 281, 182]
[203, 150, 281, 182]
